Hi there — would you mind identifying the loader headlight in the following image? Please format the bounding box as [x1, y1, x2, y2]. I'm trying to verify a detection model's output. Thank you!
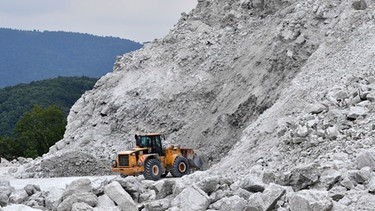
[111, 160, 117, 168]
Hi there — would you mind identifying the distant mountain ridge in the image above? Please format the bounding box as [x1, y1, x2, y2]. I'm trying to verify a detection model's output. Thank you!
[0, 28, 143, 87]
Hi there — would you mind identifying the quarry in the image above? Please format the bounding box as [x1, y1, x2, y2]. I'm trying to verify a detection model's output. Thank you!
[2, 0, 375, 210]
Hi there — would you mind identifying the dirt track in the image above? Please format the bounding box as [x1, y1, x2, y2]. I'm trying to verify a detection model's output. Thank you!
[0, 166, 115, 191]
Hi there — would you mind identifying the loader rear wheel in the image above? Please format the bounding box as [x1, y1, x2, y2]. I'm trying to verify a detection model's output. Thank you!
[170, 156, 190, 177]
[144, 158, 162, 181]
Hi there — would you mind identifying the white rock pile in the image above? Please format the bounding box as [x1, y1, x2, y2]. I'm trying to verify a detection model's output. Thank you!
[3, 163, 375, 211]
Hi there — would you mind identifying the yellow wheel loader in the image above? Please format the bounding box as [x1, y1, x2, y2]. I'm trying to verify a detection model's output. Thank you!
[111, 133, 203, 181]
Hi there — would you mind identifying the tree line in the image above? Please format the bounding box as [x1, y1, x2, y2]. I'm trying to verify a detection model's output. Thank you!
[0, 76, 97, 159]
[0, 105, 66, 159]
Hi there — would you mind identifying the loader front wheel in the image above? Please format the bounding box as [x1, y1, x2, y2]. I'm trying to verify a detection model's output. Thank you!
[170, 156, 190, 177]
[144, 159, 162, 181]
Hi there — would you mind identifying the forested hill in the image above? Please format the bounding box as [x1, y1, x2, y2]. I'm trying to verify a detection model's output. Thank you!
[0, 28, 143, 87]
[0, 76, 97, 136]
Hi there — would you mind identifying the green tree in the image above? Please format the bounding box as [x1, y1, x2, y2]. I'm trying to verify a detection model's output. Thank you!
[0, 134, 19, 160]
[0, 76, 97, 136]
[14, 104, 66, 158]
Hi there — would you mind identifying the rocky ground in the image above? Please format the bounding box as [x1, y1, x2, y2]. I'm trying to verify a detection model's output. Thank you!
[2, 0, 375, 210]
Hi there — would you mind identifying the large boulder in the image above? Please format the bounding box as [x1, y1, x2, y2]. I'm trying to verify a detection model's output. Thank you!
[0, 180, 13, 207]
[238, 176, 265, 193]
[247, 183, 286, 211]
[63, 178, 93, 199]
[91, 177, 113, 195]
[45, 187, 64, 211]
[71, 202, 93, 211]
[196, 176, 220, 195]
[144, 196, 173, 211]
[320, 169, 342, 189]
[307, 103, 327, 114]
[24, 184, 41, 196]
[355, 194, 375, 210]
[57, 192, 98, 211]
[96, 194, 116, 208]
[348, 167, 372, 185]
[368, 177, 375, 193]
[347, 106, 369, 120]
[150, 179, 176, 200]
[26, 191, 45, 208]
[9, 189, 28, 204]
[262, 183, 287, 210]
[93, 208, 121, 211]
[283, 163, 320, 191]
[356, 150, 375, 170]
[288, 190, 333, 211]
[170, 185, 210, 211]
[209, 195, 247, 211]
[247, 192, 265, 211]
[104, 181, 137, 211]
[57, 179, 97, 211]
[116, 177, 146, 202]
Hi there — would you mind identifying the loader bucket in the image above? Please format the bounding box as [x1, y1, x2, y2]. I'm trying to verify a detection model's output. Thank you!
[188, 155, 203, 169]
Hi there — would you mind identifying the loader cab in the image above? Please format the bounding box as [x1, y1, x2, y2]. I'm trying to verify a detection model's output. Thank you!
[135, 133, 164, 156]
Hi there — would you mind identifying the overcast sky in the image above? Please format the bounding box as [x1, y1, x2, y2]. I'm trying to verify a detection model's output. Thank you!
[0, 0, 197, 43]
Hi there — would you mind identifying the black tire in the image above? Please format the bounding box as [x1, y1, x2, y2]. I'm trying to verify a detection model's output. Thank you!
[144, 158, 162, 181]
[170, 156, 190, 177]
[120, 173, 128, 178]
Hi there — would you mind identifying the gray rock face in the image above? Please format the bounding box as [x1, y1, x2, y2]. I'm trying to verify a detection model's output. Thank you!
[144, 196, 172, 211]
[104, 181, 137, 211]
[0, 180, 12, 207]
[356, 150, 375, 170]
[63, 178, 93, 200]
[307, 103, 327, 114]
[210, 195, 247, 211]
[116, 177, 146, 202]
[320, 169, 342, 189]
[352, 0, 367, 10]
[368, 177, 375, 193]
[239, 176, 265, 193]
[196, 176, 220, 195]
[170, 185, 210, 211]
[288, 190, 333, 211]
[45, 187, 64, 211]
[57, 192, 97, 211]
[283, 163, 320, 191]
[347, 106, 368, 120]
[24, 184, 41, 196]
[96, 194, 116, 208]
[8, 189, 28, 204]
[150, 179, 175, 200]
[71, 202, 93, 211]
[246, 183, 286, 211]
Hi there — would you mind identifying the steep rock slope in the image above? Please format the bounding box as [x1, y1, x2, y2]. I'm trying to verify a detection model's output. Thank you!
[11, 0, 375, 210]
[27, 0, 318, 177]
[20, 0, 374, 188]
[213, 0, 375, 176]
